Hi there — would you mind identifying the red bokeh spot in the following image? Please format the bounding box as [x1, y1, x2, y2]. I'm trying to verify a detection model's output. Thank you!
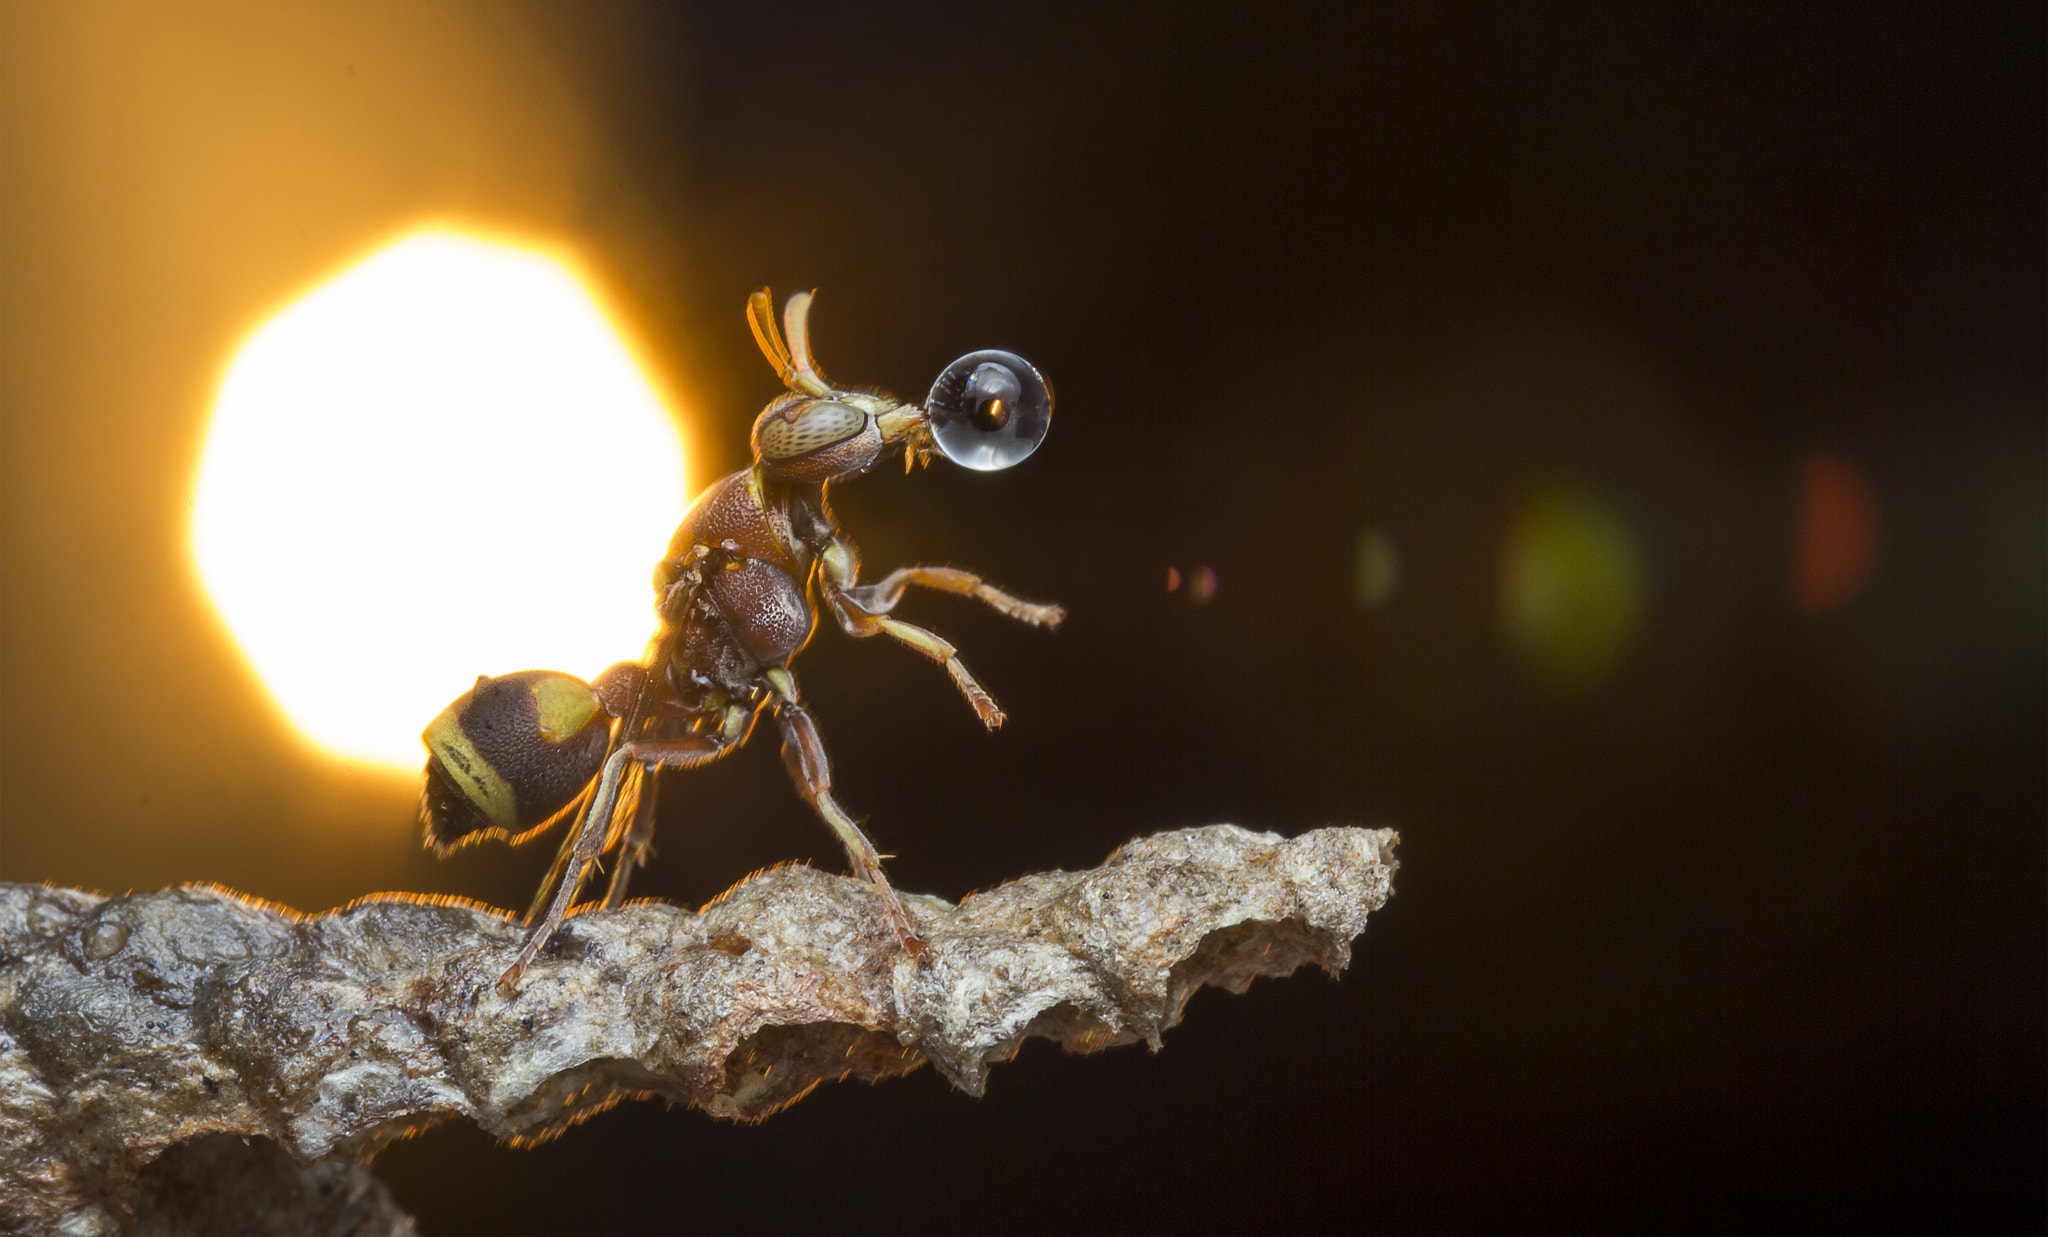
[1794, 452, 1883, 614]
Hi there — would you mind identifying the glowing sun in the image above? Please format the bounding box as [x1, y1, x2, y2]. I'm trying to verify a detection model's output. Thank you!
[193, 231, 686, 771]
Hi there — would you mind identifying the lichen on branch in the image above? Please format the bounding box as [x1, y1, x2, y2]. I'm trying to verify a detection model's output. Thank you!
[0, 824, 1397, 1234]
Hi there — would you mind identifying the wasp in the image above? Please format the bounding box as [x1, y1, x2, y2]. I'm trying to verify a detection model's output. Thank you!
[420, 290, 1061, 989]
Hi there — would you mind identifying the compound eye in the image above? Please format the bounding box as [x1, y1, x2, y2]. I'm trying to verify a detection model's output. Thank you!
[757, 399, 868, 463]
[925, 350, 1052, 471]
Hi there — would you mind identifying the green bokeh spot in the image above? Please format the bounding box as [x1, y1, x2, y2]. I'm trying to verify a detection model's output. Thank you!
[1499, 481, 1647, 692]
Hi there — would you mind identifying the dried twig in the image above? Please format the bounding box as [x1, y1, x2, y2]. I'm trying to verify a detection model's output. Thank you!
[0, 825, 1397, 1234]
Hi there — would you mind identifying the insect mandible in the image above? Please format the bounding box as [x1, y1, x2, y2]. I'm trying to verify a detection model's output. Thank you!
[419, 289, 1062, 990]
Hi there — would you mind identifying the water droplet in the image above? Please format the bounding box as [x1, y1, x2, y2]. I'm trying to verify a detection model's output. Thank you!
[926, 350, 1051, 471]
[85, 920, 130, 960]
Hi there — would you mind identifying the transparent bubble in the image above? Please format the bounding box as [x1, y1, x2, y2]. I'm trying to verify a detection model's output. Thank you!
[925, 349, 1052, 470]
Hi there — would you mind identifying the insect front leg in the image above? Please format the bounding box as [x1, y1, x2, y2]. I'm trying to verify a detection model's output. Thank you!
[764, 668, 924, 953]
[848, 565, 1065, 630]
[500, 733, 727, 991]
[816, 539, 1009, 729]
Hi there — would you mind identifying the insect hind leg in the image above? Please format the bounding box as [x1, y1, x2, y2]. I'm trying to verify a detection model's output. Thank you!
[500, 733, 727, 991]
[601, 765, 659, 908]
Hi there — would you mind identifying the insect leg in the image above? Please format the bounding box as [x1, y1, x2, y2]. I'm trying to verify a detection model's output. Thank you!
[601, 765, 659, 908]
[826, 595, 1006, 729]
[848, 566, 1065, 629]
[523, 783, 595, 923]
[522, 658, 654, 923]
[765, 677, 923, 952]
[813, 539, 1011, 728]
[500, 734, 725, 991]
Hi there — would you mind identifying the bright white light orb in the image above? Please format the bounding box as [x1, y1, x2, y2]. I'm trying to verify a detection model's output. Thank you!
[194, 231, 686, 770]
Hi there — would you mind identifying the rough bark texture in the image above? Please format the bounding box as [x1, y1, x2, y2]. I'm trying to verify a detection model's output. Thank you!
[0, 824, 1398, 1234]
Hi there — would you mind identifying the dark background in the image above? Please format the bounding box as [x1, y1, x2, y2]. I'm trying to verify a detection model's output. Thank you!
[3, 3, 2042, 1232]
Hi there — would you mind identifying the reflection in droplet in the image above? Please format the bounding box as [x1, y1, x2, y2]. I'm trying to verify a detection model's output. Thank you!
[1166, 566, 1182, 592]
[1498, 481, 1647, 692]
[1793, 451, 1882, 614]
[925, 349, 1052, 470]
[1354, 527, 1401, 610]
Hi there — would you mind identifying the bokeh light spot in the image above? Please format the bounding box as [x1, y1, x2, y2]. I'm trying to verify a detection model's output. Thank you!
[1165, 565, 1218, 603]
[1354, 527, 1402, 610]
[1793, 451, 1883, 614]
[192, 230, 686, 771]
[1498, 481, 1647, 692]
